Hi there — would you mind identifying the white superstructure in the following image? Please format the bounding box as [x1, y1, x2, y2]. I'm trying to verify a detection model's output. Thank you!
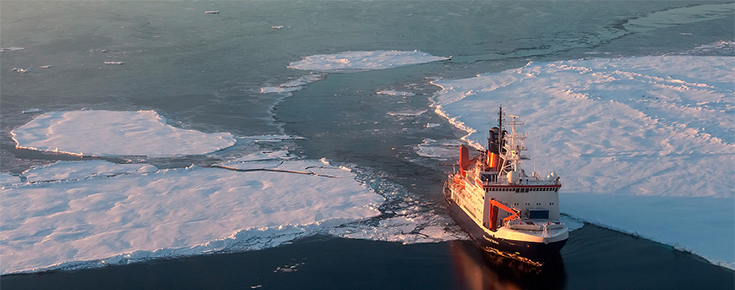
[444, 107, 568, 262]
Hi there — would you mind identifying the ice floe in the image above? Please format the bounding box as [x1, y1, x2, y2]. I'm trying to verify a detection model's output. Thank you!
[387, 109, 426, 117]
[685, 40, 735, 56]
[11, 110, 236, 157]
[260, 73, 325, 95]
[332, 216, 466, 244]
[413, 139, 462, 160]
[0, 47, 25, 53]
[431, 55, 735, 268]
[288, 50, 449, 72]
[0, 157, 383, 274]
[21, 108, 43, 114]
[377, 90, 416, 97]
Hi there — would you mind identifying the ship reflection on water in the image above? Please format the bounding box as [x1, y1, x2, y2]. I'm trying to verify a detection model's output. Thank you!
[449, 240, 567, 290]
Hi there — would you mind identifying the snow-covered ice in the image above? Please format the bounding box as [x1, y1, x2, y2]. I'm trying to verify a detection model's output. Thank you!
[11, 110, 236, 157]
[431, 55, 735, 268]
[22, 160, 157, 183]
[0, 173, 21, 185]
[288, 50, 449, 72]
[0, 157, 383, 274]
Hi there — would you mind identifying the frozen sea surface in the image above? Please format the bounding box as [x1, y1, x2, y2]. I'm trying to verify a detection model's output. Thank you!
[288, 50, 449, 72]
[1, 0, 733, 279]
[431, 55, 735, 268]
[0, 155, 384, 274]
[11, 110, 236, 157]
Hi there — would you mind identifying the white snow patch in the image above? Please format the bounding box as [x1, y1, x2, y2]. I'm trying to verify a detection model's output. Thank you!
[377, 90, 416, 97]
[11, 110, 236, 157]
[22, 160, 157, 183]
[0, 159, 383, 274]
[288, 50, 449, 72]
[431, 55, 735, 268]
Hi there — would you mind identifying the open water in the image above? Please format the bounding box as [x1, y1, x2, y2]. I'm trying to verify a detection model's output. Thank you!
[2, 0, 734, 289]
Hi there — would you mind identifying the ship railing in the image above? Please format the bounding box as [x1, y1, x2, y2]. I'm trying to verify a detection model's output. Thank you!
[507, 220, 565, 231]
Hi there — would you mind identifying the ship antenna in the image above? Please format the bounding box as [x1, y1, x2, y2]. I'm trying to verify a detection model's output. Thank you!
[533, 137, 537, 175]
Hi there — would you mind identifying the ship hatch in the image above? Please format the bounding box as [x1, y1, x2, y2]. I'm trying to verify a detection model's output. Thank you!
[529, 209, 549, 219]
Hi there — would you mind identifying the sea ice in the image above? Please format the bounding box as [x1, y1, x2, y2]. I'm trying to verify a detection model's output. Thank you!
[0, 47, 25, 52]
[21, 108, 43, 114]
[288, 50, 449, 72]
[331, 215, 467, 244]
[0, 173, 21, 185]
[260, 73, 325, 95]
[11, 110, 236, 157]
[377, 90, 416, 97]
[386, 110, 426, 117]
[413, 139, 462, 159]
[22, 160, 156, 183]
[431, 55, 735, 268]
[0, 159, 383, 274]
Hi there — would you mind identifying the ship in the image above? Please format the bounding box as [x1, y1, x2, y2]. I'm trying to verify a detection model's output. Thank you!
[444, 107, 568, 264]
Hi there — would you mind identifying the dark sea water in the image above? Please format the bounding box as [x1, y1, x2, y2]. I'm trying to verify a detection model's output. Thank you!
[3, 224, 734, 290]
[1, 0, 734, 288]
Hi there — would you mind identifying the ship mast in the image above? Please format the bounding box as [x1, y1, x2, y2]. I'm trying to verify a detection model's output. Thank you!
[498, 112, 528, 183]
